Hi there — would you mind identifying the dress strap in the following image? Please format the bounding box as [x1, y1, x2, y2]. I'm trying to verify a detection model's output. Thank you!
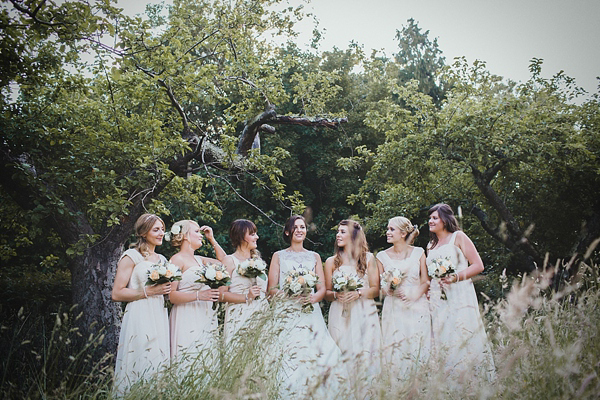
[120, 248, 144, 265]
[449, 231, 459, 246]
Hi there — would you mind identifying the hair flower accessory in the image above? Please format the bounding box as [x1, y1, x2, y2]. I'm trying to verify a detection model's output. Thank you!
[171, 225, 181, 235]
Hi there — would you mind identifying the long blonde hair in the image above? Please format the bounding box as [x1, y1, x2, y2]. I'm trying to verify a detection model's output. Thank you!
[130, 213, 165, 258]
[333, 219, 369, 275]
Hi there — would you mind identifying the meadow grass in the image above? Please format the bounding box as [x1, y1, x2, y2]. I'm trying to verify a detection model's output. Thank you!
[1, 255, 599, 399]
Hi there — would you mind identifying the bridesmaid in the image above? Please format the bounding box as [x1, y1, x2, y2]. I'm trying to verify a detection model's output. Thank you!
[168, 220, 226, 372]
[111, 214, 171, 396]
[376, 216, 431, 381]
[324, 219, 382, 396]
[426, 203, 495, 384]
[267, 215, 346, 398]
[221, 219, 268, 342]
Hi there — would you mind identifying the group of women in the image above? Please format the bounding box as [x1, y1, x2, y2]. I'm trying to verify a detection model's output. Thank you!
[111, 203, 495, 398]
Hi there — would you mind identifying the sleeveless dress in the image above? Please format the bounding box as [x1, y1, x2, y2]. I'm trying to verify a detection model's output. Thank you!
[274, 249, 348, 398]
[327, 255, 382, 397]
[427, 231, 496, 383]
[377, 247, 431, 379]
[169, 256, 218, 373]
[223, 256, 269, 342]
[113, 249, 170, 396]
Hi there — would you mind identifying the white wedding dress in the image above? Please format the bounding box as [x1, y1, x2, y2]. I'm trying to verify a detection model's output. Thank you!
[113, 249, 170, 396]
[377, 247, 431, 380]
[273, 249, 348, 398]
[427, 231, 496, 384]
[169, 257, 219, 374]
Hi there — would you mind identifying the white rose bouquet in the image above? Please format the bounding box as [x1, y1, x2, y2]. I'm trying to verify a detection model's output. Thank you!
[195, 263, 231, 309]
[146, 260, 183, 286]
[427, 256, 455, 300]
[380, 268, 406, 292]
[282, 266, 319, 313]
[237, 256, 268, 280]
[332, 270, 365, 317]
[145, 260, 182, 307]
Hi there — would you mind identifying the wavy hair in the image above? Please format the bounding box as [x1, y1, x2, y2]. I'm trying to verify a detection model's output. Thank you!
[169, 220, 198, 248]
[129, 213, 165, 258]
[428, 203, 460, 249]
[283, 215, 306, 244]
[333, 219, 369, 275]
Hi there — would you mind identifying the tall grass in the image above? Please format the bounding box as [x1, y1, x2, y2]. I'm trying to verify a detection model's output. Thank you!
[2, 255, 599, 399]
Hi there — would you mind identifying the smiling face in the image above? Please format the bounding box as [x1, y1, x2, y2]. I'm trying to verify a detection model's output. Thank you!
[244, 229, 259, 250]
[386, 224, 406, 244]
[186, 222, 204, 250]
[144, 220, 165, 247]
[288, 218, 307, 244]
[428, 210, 445, 234]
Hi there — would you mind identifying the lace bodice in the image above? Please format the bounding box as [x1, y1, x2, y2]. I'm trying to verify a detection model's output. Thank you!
[426, 231, 468, 273]
[277, 249, 318, 288]
[376, 247, 424, 287]
[121, 249, 167, 290]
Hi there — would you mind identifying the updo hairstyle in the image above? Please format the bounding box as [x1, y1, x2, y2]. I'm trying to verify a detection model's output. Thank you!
[388, 216, 420, 245]
[169, 220, 198, 248]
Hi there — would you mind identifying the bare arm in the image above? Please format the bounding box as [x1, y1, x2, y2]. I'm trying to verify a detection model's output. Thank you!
[310, 253, 326, 303]
[267, 251, 281, 297]
[323, 256, 336, 302]
[363, 253, 380, 299]
[201, 226, 227, 262]
[112, 255, 170, 302]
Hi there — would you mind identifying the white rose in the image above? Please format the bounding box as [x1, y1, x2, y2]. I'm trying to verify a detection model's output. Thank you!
[290, 282, 301, 294]
[158, 265, 167, 276]
[171, 224, 181, 235]
[205, 266, 217, 280]
[304, 274, 316, 286]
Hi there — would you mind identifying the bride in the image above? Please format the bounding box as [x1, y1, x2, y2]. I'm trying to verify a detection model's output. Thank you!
[267, 215, 347, 398]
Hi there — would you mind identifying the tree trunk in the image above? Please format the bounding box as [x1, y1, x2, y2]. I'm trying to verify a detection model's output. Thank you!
[71, 239, 125, 356]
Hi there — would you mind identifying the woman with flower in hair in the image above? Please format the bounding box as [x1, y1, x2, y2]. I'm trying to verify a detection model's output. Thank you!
[376, 216, 431, 381]
[168, 220, 226, 372]
[221, 219, 268, 342]
[111, 213, 171, 396]
[324, 219, 382, 395]
[267, 215, 346, 398]
[426, 203, 495, 384]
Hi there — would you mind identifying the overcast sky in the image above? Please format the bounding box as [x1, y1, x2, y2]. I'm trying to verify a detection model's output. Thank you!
[119, 0, 600, 98]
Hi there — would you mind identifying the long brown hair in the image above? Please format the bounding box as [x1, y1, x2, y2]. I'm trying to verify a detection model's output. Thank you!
[229, 219, 259, 258]
[333, 219, 369, 275]
[283, 215, 306, 244]
[428, 203, 460, 249]
[130, 213, 165, 258]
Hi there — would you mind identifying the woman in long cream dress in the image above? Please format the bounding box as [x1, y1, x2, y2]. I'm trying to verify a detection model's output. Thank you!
[268, 215, 347, 398]
[111, 214, 172, 396]
[168, 220, 226, 374]
[376, 216, 431, 382]
[324, 219, 382, 398]
[221, 219, 268, 343]
[426, 203, 495, 385]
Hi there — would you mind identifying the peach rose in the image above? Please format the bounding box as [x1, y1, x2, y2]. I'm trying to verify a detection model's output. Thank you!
[216, 271, 223, 280]
[391, 276, 400, 285]
[150, 270, 160, 281]
[298, 276, 305, 284]
[165, 269, 173, 279]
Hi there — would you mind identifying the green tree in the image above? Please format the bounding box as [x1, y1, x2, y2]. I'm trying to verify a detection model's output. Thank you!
[0, 0, 344, 354]
[347, 57, 599, 275]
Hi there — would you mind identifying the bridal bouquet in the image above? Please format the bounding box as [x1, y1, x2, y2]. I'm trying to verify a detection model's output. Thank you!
[282, 266, 319, 313]
[427, 256, 455, 300]
[237, 256, 268, 280]
[380, 268, 406, 292]
[146, 260, 183, 286]
[195, 263, 231, 309]
[332, 270, 365, 317]
[146, 260, 182, 307]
